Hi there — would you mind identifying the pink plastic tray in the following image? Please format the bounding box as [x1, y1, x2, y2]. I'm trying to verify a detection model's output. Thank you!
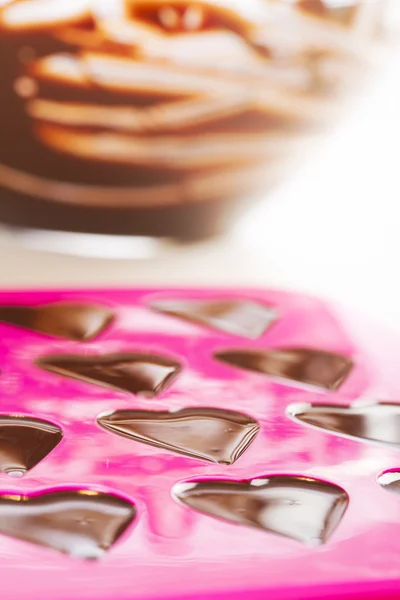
[0, 288, 399, 600]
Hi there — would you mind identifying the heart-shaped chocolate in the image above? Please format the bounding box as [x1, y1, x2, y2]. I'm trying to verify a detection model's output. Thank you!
[98, 408, 259, 465]
[173, 475, 348, 546]
[215, 348, 353, 390]
[37, 352, 181, 396]
[0, 489, 136, 559]
[0, 416, 62, 476]
[151, 298, 276, 339]
[288, 402, 400, 447]
[0, 302, 114, 341]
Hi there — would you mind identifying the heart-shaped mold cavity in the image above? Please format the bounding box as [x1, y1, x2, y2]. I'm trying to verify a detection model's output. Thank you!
[98, 408, 259, 465]
[215, 348, 353, 390]
[173, 475, 348, 546]
[0, 489, 136, 559]
[151, 298, 276, 339]
[0, 416, 62, 477]
[37, 353, 181, 396]
[0, 302, 114, 341]
[288, 402, 400, 448]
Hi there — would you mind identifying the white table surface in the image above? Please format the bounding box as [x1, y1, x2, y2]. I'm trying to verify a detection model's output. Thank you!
[0, 51, 399, 334]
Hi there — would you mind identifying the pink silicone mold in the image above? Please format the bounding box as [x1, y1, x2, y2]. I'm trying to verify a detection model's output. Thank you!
[0, 288, 398, 600]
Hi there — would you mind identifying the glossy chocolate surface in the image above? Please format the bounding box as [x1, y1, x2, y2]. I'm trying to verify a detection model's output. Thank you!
[215, 348, 353, 390]
[0, 416, 62, 476]
[288, 402, 400, 447]
[174, 475, 349, 546]
[37, 352, 181, 396]
[378, 470, 400, 495]
[0, 490, 135, 559]
[98, 407, 260, 465]
[0, 302, 114, 341]
[151, 298, 276, 338]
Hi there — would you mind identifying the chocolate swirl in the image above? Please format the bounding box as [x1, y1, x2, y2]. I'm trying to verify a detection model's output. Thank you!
[0, 0, 384, 215]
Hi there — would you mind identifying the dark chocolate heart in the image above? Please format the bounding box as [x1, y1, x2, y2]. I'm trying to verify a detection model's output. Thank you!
[98, 408, 259, 465]
[37, 353, 181, 396]
[0, 302, 114, 341]
[0, 416, 62, 476]
[0, 489, 136, 559]
[288, 401, 400, 447]
[173, 475, 348, 546]
[151, 298, 276, 339]
[215, 348, 353, 390]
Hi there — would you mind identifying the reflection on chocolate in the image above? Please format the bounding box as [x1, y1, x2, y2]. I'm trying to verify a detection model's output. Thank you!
[37, 353, 181, 396]
[0, 0, 381, 239]
[151, 298, 276, 338]
[0, 490, 136, 559]
[215, 348, 353, 390]
[130, 1, 253, 37]
[173, 475, 348, 546]
[0, 416, 62, 476]
[288, 402, 400, 447]
[378, 470, 400, 495]
[98, 408, 259, 465]
[128, 0, 274, 60]
[0, 302, 114, 341]
[298, 0, 358, 25]
[0, 0, 92, 32]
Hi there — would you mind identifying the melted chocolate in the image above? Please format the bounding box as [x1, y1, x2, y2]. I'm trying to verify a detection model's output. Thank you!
[151, 298, 276, 338]
[298, 0, 358, 25]
[0, 302, 114, 341]
[37, 353, 181, 396]
[0, 0, 370, 239]
[215, 348, 353, 390]
[130, 1, 272, 59]
[0, 416, 62, 476]
[173, 475, 348, 546]
[0, 1, 285, 192]
[288, 402, 400, 447]
[131, 2, 251, 36]
[0, 490, 135, 559]
[98, 408, 259, 465]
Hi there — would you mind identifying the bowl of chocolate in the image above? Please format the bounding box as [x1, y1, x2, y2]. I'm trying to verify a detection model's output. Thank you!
[0, 0, 387, 244]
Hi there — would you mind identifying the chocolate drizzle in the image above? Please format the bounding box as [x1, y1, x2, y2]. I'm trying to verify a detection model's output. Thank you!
[98, 408, 260, 465]
[215, 348, 353, 390]
[37, 352, 181, 396]
[0, 416, 62, 476]
[0, 302, 114, 341]
[0, 489, 136, 559]
[173, 475, 349, 546]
